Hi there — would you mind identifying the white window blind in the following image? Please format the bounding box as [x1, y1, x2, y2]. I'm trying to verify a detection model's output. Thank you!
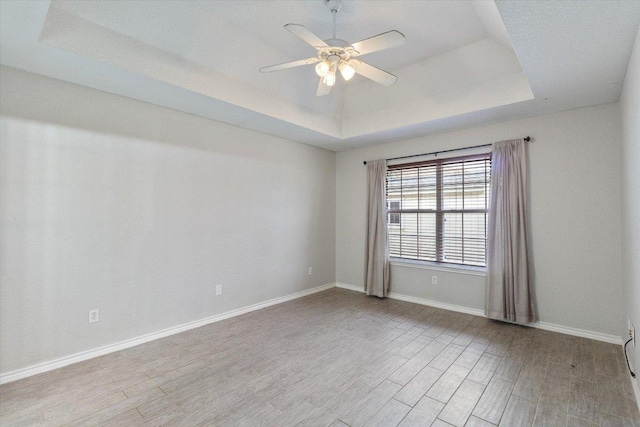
[386, 153, 491, 267]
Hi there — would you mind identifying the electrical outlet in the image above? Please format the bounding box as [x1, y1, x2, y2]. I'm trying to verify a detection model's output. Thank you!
[632, 324, 636, 347]
[89, 309, 99, 323]
[432, 275, 438, 285]
[308, 267, 313, 275]
[215, 284, 223, 296]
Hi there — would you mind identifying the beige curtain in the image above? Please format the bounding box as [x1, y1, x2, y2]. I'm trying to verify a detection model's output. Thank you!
[485, 139, 536, 324]
[365, 160, 390, 297]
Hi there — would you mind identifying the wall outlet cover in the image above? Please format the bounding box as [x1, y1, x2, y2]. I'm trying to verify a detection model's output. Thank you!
[89, 309, 99, 323]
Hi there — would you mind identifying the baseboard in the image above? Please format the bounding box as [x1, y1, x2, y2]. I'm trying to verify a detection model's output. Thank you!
[335, 282, 364, 293]
[0, 283, 335, 385]
[335, 282, 485, 317]
[334, 282, 622, 345]
[2, 282, 625, 384]
[387, 292, 486, 317]
[532, 321, 621, 345]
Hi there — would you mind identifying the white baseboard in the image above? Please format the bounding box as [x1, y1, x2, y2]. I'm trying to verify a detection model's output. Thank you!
[387, 292, 486, 317]
[335, 282, 485, 317]
[334, 282, 622, 345]
[0, 283, 335, 385]
[532, 321, 621, 345]
[334, 282, 364, 293]
[2, 282, 625, 385]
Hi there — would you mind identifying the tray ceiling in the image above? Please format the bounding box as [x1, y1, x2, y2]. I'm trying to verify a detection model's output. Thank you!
[1, 1, 639, 150]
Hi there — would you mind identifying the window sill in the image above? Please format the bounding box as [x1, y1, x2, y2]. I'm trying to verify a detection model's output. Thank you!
[389, 258, 486, 276]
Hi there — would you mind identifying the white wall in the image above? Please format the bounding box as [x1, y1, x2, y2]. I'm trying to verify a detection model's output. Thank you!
[337, 103, 623, 337]
[620, 24, 640, 386]
[0, 66, 336, 375]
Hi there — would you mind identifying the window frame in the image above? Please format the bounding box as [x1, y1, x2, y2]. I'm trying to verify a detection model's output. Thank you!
[388, 200, 401, 225]
[386, 152, 491, 268]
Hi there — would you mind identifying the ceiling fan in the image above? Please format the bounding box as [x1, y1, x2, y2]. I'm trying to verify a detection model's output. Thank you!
[259, 0, 405, 96]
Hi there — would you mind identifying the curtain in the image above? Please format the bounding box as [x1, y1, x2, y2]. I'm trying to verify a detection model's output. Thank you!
[365, 160, 390, 297]
[485, 139, 536, 324]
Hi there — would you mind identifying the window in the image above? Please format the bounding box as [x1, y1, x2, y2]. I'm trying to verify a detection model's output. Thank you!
[386, 153, 491, 267]
[388, 201, 401, 225]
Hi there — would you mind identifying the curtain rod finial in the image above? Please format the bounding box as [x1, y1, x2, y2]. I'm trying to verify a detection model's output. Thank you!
[363, 161, 367, 165]
[524, 136, 531, 142]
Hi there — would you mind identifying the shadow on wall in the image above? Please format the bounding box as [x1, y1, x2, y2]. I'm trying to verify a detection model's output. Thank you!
[0, 67, 331, 163]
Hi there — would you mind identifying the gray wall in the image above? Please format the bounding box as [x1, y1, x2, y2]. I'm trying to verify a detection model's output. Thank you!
[620, 25, 640, 387]
[0, 67, 336, 374]
[336, 103, 623, 336]
[2, 52, 635, 378]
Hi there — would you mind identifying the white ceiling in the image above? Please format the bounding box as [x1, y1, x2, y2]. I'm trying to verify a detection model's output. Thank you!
[1, 1, 639, 151]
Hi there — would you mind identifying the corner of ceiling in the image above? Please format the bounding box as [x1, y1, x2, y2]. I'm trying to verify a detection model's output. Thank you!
[471, 0, 515, 52]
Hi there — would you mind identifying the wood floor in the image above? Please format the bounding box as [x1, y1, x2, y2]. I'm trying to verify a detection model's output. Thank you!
[1, 288, 639, 426]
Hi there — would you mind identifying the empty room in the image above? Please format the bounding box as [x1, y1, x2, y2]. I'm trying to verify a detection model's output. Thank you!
[1, 0, 639, 426]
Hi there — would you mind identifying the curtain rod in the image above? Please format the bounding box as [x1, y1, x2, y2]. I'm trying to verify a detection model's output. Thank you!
[363, 136, 531, 165]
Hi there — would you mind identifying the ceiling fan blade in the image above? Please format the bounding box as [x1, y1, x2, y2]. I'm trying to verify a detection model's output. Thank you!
[259, 57, 319, 73]
[316, 78, 332, 96]
[354, 61, 398, 86]
[348, 30, 405, 56]
[285, 24, 329, 50]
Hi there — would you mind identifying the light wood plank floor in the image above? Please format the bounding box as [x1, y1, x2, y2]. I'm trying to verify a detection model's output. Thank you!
[1, 288, 639, 426]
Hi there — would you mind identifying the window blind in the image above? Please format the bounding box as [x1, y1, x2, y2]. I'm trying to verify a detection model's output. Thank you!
[386, 153, 491, 267]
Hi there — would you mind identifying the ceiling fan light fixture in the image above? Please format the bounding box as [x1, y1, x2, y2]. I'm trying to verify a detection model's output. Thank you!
[260, 2, 405, 95]
[315, 60, 330, 77]
[323, 66, 337, 86]
[339, 60, 356, 81]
